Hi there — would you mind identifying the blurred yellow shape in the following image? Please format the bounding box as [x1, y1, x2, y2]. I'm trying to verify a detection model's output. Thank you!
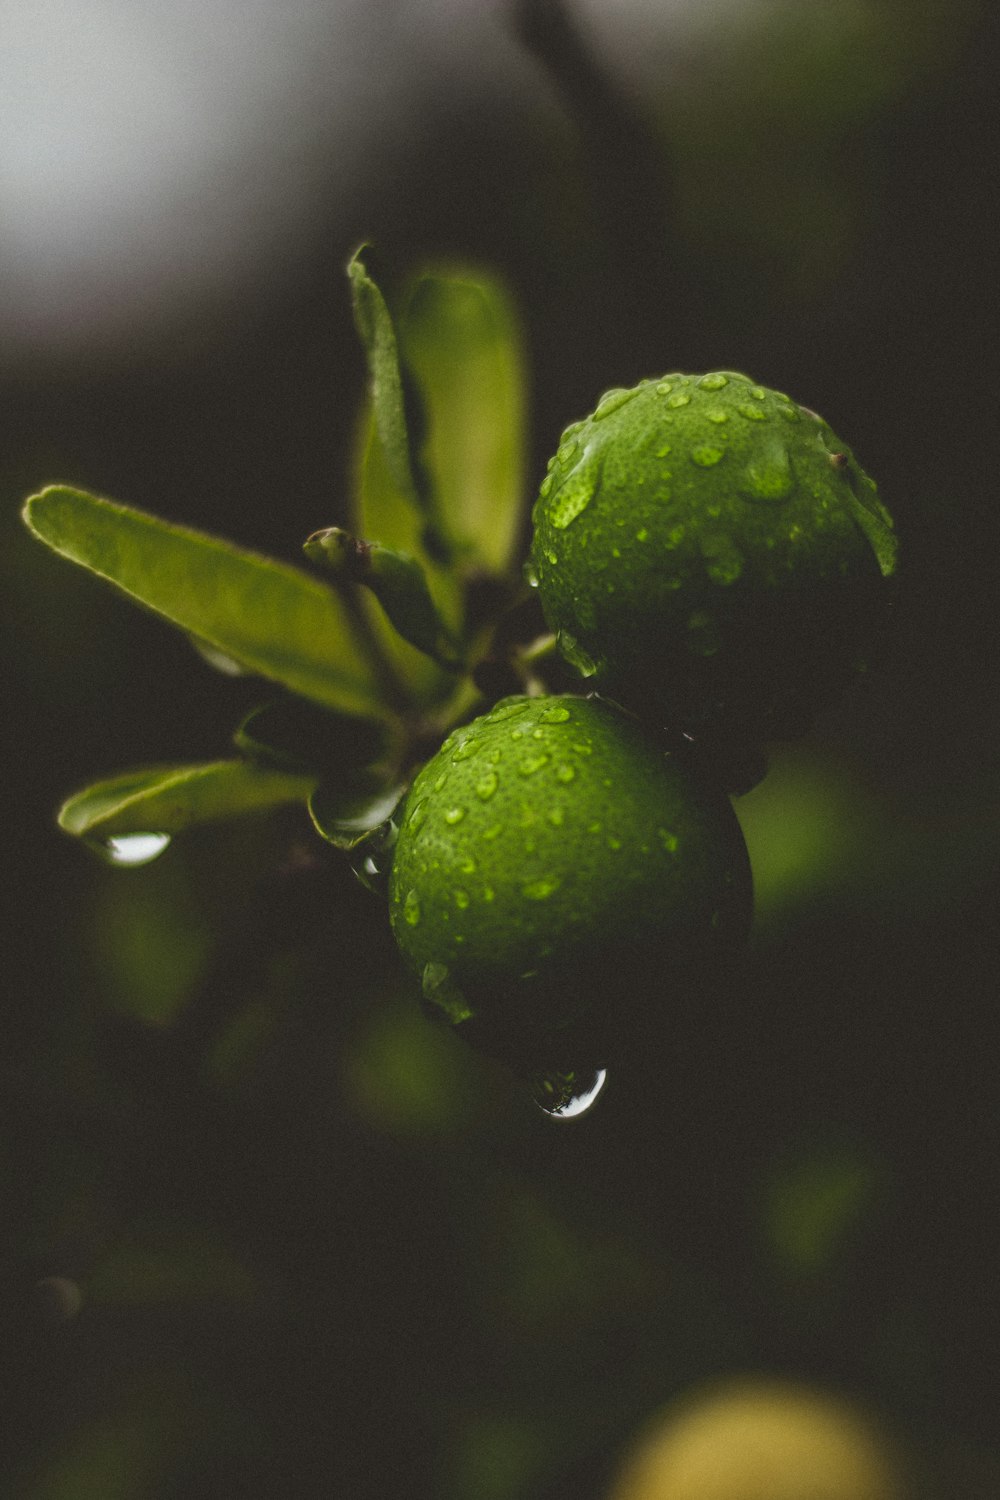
[609, 1379, 906, 1500]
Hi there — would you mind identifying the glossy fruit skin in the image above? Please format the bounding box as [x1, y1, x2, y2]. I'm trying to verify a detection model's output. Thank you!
[530, 373, 898, 746]
[388, 694, 751, 1053]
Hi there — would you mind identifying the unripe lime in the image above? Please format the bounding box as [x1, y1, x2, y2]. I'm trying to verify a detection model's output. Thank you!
[388, 695, 751, 1050]
[609, 1380, 907, 1500]
[531, 374, 898, 744]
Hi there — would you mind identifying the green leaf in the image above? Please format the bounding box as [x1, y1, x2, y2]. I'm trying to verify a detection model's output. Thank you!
[347, 247, 434, 533]
[400, 269, 527, 576]
[59, 761, 316, 848]
[22, 485, 388, 718]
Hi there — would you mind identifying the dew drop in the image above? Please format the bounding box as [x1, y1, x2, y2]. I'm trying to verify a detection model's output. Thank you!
[452, 735, 477, 761]
[740, 443, 795, 501]
[548, 807, 566, 827]
[690, 444, 725, 467]
[706, 408, 729, 424]
[407, 798, 428, 833]
[666, 392, 691, 409]
[434, 773, 447, 792]
[593, 386, 637, 419]
[636, 527, 649, 542]
[698, 373, 729, 390]
[539, 474, 553, 499]
[549, 465, 598, 530]
[444, 806, 467, 825]
[454, 888, 470, 910]
[404, 889, 422, 926]
[519, 754, 550, 776]
[737, 404, 767, 422]
[656, 444, 672, 458]
[750, 385, 766, 399]
[475, 771, 498, 801]
[701, 536, 744, 586]
[658, 828, 679, 853]
[545, 549, 558, 565]
[556, 437, 581, 466]
[100, 832, 171, 867]
[458, 854, 477, 874]
[540, 703, 572, 723]
[558, 631, 599, 678]
[555, 764, 576, 783]
[488, 698, 532, 722]
[655, 380, 673, 396]
[534, 1067, 609, 1120]
[522, 877, 560, 901]
[482, 885, 495, 902]
[777, 404, 800, 422]
[483, 823, 503, 840]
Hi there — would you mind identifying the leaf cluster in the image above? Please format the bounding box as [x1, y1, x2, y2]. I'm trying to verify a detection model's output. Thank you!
[23, 249, 539, 862]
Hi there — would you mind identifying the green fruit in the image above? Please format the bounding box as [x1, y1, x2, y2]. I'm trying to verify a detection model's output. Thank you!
[388, 694, 751, 1054]
[530, 373, 898, 745]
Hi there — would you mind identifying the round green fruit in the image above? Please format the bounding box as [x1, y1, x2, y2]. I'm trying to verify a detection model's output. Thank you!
[530, 373, 898, 745]
[388, 695, 751, 1056]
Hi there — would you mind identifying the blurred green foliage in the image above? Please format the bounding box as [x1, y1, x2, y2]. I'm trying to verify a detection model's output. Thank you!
[3, 0, 999, 1495]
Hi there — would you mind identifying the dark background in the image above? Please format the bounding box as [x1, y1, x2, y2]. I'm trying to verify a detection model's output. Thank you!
[2, 1, 998, 1494]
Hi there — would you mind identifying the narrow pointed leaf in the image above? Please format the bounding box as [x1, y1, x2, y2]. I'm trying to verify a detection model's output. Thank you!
[23, 486, 388, 718]
[400, 269, 527, 575]
[59, 760, 317, 842]
[347, 248, 436, 531]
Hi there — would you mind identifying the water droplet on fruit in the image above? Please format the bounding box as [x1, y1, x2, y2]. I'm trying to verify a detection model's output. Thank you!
[99, 832, 171, 867]
[547, 807, 565, 827]
[698, 373, 729, 390]
[489, 699, 531, 722]
[434, 773, 447, 792]
[404, 889, 422, 926]
[523, 560, 539, 587]
[750, 385, 766, 400]
[667, 392, 691, 409]
[690, 444, 725, 467]
[740, 443, 795, 501]
[518, 754, 550, 776]
[777, 404, 800, 421]
[636, 527, 649, 542]
[451, 735, 477, 761]
[706, 408, 729, 424]
[556, 437, 581, 466]
[444, 806, 467, 825]
[593, 386, 637, 419]
[406, 798, 428, 832]
[534, 1067, 609, 1120]
[701, 536, 744, 585]
[737, 404, 767, 422]
[540, 703, 572, 723]
[555, 764, 576, 783]
[522, 877, 560, 901]
[558, 631, 598, 678]
[658, 828, 679, 852]
[656, 443, 672, 458]
[454, 888, 470, 909]
[655, 380, 673, 396]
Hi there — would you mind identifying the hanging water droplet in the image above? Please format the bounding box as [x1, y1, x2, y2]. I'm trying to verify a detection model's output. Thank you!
[99, 832, 171, 867]
[558, 631, 599, 678]
[534, 1067, 609, 1120]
